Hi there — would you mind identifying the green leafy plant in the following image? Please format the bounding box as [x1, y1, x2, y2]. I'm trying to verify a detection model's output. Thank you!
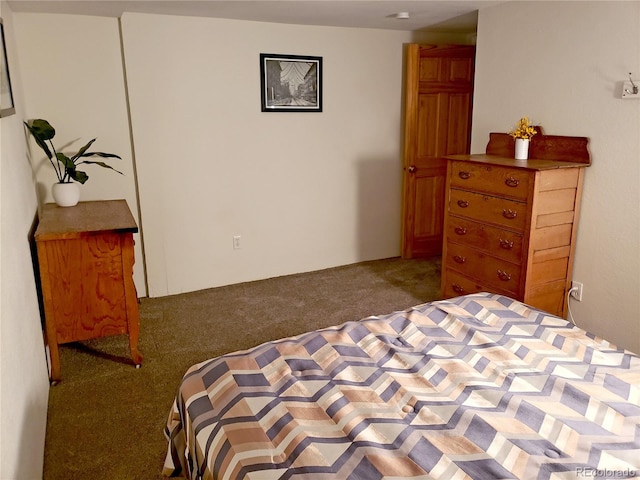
[24, 118, 122, 184]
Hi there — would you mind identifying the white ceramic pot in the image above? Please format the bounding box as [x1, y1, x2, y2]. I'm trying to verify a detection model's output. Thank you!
[515, 138, 530, 160]
[52, 182, 80, 207]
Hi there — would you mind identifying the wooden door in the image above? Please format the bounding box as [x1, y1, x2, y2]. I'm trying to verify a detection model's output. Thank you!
[401, 44, 475, 258]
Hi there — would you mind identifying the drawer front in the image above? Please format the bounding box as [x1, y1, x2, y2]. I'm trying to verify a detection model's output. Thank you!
[449, 189, 527, 232]
[450, 161, 531, 201]
[442, 269, 514, 299]
[445, 216, 524, 263]
[445, 242, 522, 296]
[47, 235, 128, 344]
[442, 269, 484, 298]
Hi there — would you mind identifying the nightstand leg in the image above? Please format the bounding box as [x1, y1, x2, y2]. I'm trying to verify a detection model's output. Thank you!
[129, 336, 143, 366]
[38, 247, 63, 383]
[127, 291, 143, 366]
[122, 234, 143, 367]
[48, 337, 62, 383]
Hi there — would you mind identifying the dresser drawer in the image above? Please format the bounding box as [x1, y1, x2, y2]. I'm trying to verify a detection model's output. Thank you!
[449, 189, 527, 232]
[445, 242, 522, 296]
[442, 269, 514, 299]
[450, 161, 531, 201]
[445, 216, 524, 263]
[442, 269, 484, 298]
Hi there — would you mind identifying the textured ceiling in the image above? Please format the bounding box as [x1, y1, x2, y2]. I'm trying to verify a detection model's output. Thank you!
[7, 0, 505, 32]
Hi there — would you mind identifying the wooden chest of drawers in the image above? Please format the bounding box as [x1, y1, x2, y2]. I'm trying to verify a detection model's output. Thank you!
[441, 132, 590, 318]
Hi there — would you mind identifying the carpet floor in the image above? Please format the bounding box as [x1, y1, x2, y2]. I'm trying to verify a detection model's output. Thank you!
[43, 256, 441, 480]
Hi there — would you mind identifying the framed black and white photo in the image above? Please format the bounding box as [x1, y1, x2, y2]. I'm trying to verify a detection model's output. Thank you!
[260, 53, 322, 112]
[0, 19, 15, 118]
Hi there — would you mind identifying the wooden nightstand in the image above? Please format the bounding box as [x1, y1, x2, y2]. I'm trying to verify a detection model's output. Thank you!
[35, 200, 143, 382]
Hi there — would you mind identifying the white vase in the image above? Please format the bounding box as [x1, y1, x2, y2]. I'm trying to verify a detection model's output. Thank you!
[52, 182, 80, 207]
[515, 138, 530, 160]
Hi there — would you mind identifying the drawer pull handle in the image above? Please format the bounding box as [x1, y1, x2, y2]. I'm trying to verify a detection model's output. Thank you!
[458, 171, 471, 180]
[452, 283, 465, 294]
[499, 238, 514, 250]
[497, 269, 512, 282]
[453, 255, 466, 264]
[454, 226, 467, 235]
[457, 199, 469, 208]
[505, 176, 520, 188]
[502, 209, 518, 219]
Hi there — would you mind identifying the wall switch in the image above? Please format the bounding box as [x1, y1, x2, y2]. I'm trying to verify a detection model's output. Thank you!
[233, 235, 241, 249]
[570, 281, 583, 301]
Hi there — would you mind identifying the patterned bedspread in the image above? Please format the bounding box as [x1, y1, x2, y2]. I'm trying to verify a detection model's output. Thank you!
[163, 293, 640, 479]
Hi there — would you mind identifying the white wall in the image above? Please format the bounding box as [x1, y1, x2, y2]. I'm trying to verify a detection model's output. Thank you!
[0, 4, 49, 479]
[472, 1, 640, 353]
[121, 13, 413, 297]
[11, 12, 470, 302]
[13, 13, 146, 296]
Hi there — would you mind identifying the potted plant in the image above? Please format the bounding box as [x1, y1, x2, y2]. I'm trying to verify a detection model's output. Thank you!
[509, 116, 537, 161]
[24, 118, 123, 207]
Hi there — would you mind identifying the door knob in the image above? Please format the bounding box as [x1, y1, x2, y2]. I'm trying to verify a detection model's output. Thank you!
[408, 165, 417, 173]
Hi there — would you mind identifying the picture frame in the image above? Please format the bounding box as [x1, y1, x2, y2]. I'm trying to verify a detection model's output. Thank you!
[260, 53, 322, 112]
[1, 18, 15, 118]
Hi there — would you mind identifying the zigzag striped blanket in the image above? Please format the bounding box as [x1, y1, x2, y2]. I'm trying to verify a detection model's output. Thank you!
[163, 293, 640, 479]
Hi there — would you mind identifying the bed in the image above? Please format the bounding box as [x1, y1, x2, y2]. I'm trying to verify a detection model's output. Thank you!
[163, 293, 640, 479]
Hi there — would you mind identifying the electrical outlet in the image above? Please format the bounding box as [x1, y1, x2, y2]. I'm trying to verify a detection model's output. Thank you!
[233, 235, 241, 249]
[570, 281, 583, 301]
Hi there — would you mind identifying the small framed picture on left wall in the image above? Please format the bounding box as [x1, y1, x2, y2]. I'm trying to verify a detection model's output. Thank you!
[1, 18, 16, 118]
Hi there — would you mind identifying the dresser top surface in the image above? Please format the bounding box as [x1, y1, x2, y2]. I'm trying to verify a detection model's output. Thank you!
[35, 199, 138, 241]
[455, 129, 591, 168]
[446, 154, 589, 171]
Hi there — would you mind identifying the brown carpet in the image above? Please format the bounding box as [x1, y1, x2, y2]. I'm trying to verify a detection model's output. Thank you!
[43, 256, 441, 480]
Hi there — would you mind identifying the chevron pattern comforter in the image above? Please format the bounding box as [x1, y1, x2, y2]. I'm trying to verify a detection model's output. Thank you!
[163, 293, 640, 479]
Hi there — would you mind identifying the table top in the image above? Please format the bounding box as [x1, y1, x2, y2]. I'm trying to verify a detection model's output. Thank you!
[35, 200, 138, 241]
[446, 154, 590, 171]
